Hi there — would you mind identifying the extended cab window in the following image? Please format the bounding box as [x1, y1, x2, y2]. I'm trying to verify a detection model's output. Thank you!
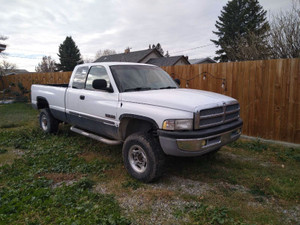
[85, 66, 110, 90]
[72, 66, 88, 89]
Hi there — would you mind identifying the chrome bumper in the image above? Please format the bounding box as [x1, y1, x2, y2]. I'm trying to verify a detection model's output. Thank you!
[177, 128, 241, 152]
[159, 126, 242, 157]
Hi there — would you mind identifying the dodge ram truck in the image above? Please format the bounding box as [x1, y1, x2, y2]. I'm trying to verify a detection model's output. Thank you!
[31, 62, 243, 182]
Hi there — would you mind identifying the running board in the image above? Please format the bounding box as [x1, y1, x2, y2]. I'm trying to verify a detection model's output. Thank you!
[70, 126, 121, 145]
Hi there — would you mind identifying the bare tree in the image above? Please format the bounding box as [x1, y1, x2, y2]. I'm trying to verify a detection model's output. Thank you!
[0, 60, 16, 71]
[83, 56, 94, 63]
[269, 0, 300, 58]
[225, 32, 271, 61]
[35, 56, 57, 72]
[0, 60, 17, 100]
[95, 49, 116, 60]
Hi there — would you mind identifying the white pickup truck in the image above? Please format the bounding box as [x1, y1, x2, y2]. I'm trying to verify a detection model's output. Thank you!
[31, 62, 242, 182]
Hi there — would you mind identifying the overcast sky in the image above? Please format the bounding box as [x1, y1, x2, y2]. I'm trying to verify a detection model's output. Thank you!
[0, 0, 293, 71]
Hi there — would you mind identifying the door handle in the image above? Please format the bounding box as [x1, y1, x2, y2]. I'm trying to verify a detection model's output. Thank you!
[80, 95, 85, 100]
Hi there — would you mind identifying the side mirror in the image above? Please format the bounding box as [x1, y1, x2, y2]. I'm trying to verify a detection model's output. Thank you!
[92, 79, 113, 92]
[174, 78, 181, 86]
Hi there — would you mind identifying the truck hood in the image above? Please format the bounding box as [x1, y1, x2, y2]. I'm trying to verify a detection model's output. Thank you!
[120, 88, 237, 112]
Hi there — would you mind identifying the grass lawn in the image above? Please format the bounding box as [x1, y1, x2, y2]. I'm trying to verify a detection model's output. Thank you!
[0, 103, 299, 224]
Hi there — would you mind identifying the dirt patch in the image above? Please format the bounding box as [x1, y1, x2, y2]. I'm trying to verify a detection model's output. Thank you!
[149, 176, 214, 196]
[12, 149, 25, 156]
[94, 176, 215, 224]
[78, 151, 110, 162]
[42, 173, 84, 183]
[40, 173, 85, 188]
[220, 151, 278, 167]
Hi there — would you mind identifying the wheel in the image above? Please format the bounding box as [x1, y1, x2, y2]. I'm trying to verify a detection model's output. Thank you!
[122, 132, 165, 183]
[39, 109, 59, 133]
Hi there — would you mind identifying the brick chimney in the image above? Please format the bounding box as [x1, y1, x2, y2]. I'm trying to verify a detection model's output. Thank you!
[124, 47, 131, 54]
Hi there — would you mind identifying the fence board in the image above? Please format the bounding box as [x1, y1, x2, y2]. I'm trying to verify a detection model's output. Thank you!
[1, 59, 300, 144]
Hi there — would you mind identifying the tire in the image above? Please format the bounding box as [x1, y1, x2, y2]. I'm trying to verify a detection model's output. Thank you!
[39, 109, 59, 133]
[122, 132, 165, 183]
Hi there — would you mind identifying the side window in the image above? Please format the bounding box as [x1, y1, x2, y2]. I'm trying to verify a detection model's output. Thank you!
[72, 66, 88, 89]
[85, 66, 110, 90]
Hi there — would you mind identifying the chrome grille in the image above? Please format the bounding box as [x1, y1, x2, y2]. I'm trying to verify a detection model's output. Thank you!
[199, 116, 224, 126]
[195, 103, 240, 129]
[200, 107, 223, 116]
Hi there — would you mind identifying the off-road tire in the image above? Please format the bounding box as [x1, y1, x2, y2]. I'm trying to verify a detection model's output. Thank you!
[39, 109, 59, 133]
[122, 132, 165, 183]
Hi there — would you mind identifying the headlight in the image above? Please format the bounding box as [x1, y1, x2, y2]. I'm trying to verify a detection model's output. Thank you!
[162, 119, 193, 130]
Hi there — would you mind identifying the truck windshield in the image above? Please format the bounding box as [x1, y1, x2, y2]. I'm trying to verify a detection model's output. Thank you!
[110, 65, 178, 92]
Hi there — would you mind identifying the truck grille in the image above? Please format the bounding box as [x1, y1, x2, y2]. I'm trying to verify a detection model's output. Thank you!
[195, 103, 240, 129]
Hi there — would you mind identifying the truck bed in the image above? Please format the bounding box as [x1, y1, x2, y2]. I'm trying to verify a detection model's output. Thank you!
[31, 84, 68, 122]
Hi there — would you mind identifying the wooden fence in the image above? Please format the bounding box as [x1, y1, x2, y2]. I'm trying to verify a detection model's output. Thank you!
[1, 58, 299, 144]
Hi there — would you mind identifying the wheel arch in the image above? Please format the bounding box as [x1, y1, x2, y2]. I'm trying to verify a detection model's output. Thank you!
[36, 96, 49, 109]
[119, 114, 159, 141]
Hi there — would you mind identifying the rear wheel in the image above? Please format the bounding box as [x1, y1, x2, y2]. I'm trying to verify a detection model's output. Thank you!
[39, 109, 59, 133]
[122, 132, 165, 183]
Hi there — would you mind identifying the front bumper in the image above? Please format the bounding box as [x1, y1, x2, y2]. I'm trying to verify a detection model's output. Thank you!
[158, 119, 243, 157]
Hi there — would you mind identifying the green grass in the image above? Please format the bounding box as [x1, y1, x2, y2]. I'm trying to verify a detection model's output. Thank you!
[0, 103, 129, 224]
[0, 148, 20, 166]
[0, 103, 37, 128]
[0, 103, 299, 224]
[167, 144, 300, 201]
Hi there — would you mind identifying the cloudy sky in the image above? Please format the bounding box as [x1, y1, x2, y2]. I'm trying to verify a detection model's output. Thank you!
[0, 0, 293, 71]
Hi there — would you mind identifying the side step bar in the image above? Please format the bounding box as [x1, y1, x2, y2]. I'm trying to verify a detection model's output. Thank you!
[70, 126, 122, 145]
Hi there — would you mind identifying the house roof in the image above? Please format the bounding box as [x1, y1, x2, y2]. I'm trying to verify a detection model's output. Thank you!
[94, 48, 163, 63]
[189, 57, 216, 64]
[5, 69, 29, 75]
[146, 55, 190, 67]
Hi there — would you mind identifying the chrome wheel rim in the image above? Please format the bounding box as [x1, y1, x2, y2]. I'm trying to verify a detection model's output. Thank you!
[41, 114, 48, 130]
[128, 145, 147, 173]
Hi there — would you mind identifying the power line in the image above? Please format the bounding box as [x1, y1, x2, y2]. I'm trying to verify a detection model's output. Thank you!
[170, 44, 214, 54]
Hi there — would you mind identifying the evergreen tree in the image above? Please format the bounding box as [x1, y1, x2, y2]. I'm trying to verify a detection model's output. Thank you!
[211, 0, 270, 62]
[155, 43, 164, 55]
[150, 43, 164, 55]
[56, 36, 82, 71]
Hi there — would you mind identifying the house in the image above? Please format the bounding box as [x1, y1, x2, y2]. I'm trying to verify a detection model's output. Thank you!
[146, 55, 190, 67]
[94, 48, 163, 64]
[94, 48, 190, 66]
[4, 69, 29, 76]
[189, 57, 216, 64]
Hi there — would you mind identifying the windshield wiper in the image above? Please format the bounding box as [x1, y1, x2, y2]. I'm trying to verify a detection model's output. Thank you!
[159, 86, 177, 89]
[124, 87, 152, 92]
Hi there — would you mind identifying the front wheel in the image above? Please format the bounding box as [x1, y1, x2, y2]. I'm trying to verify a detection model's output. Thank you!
[122, 132, 165, 183]
[39, 109, 59, 133]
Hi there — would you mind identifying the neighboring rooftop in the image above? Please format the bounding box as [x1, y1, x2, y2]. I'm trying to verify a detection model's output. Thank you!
[4, 69, 29, 76]
[146, 56, 190, 67]
[94, 48, 163, 63]
[189, 57, 216, 64]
